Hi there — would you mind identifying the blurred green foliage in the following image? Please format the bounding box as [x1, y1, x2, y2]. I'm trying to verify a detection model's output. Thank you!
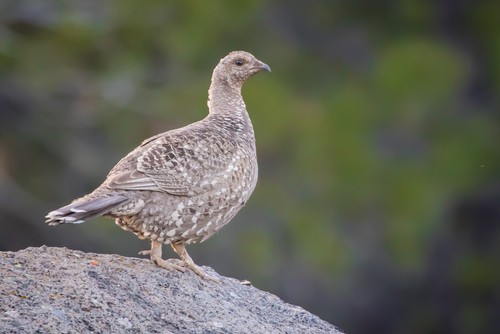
[1, 1, 499, 333]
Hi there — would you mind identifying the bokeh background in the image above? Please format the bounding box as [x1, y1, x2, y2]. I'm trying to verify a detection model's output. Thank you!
[1, 1, 499, 333]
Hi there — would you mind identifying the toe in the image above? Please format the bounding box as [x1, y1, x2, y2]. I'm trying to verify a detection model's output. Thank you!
[185, 264, 219, 282]
[152, 257, 186, 272]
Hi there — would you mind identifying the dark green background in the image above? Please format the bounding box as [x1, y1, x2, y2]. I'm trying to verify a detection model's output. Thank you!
[1, 1, 499, 333]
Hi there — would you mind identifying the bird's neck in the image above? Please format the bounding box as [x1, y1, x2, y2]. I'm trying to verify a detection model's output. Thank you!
[206, 78, 254, 137]
[207, 78, 245, 115]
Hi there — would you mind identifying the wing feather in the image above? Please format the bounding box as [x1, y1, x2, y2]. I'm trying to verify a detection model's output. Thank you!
[106, 130, 234, 196]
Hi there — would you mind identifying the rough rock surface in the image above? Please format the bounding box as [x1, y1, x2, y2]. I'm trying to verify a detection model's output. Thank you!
[0, 246, 343, 334]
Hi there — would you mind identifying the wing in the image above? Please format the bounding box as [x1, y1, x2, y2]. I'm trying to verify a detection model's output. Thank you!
[106, 130, 234, 196]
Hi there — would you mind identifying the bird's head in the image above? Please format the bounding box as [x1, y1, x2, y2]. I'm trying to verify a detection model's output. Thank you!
[212, 51, 271, 88]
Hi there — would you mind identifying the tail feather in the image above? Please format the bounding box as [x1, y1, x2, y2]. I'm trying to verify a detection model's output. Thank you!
[45, 195, 129, 226]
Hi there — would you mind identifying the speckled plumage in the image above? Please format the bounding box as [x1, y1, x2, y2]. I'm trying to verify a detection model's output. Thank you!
[45, 51, 270, 279]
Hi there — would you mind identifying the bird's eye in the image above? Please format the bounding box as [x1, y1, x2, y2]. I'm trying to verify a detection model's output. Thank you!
[235, 59, 244, 66]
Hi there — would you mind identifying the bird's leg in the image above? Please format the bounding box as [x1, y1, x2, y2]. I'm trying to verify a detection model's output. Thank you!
[148, 240, 185, 272]
[171, 242, 219, 281]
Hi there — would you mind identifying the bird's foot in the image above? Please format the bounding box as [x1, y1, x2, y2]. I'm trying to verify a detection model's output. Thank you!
[181, 260, 220, 282]
[151, 256, 185, 272]
[138, 250, 151, 256]
[170, 242, 219, 281]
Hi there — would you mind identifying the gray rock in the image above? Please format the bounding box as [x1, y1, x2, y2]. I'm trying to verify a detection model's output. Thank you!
[0, 246, 343, 334]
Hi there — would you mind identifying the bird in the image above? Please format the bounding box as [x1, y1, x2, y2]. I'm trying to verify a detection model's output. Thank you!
[45, 50, 270, 280]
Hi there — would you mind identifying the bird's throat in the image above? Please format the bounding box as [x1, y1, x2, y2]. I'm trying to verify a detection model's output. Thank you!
[207, 80, 245, 116]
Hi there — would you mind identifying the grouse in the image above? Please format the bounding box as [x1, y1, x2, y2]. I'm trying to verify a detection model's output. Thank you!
[45, 51, 270, 280]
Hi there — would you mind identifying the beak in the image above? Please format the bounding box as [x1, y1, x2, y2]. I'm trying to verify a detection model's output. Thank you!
[260, 62, 271, 72]
[253, 61, 271, 73]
